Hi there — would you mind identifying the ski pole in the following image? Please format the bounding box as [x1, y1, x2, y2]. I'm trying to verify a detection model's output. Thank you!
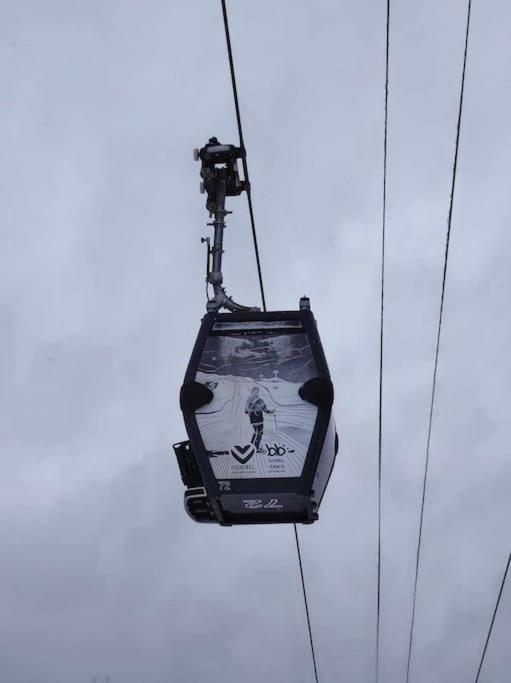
[273, 411, 279, 441]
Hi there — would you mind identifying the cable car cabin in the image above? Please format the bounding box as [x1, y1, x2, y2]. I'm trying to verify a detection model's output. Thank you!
[174, 306, 338, 525]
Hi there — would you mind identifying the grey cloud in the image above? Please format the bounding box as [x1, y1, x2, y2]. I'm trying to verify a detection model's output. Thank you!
[1, 0, 511, 682]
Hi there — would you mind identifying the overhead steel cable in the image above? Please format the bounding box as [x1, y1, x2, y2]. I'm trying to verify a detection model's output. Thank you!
[220, 0, 267, 313]
[474, 551, 511, 682]
[220, 2, 319, 682]
[376, 2, 391, 682]
[294, 524, 320, 683]
[405, 2, 473, 681]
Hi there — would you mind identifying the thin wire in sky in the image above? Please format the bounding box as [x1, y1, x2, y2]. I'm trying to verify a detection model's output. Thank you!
[220, 2, 319, 681]
[220, 0, 267, 313]
[376, 1, 390, 682]
[474, 551, 511, 682]
[405, 2, 473, 681]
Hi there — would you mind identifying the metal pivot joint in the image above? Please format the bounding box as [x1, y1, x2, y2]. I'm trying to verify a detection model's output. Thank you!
[194, 137, 259, 313]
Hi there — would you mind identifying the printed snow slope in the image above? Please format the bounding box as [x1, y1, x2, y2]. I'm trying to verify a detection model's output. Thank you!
[198, 332, 316, 384]
[195, 373, 317, 479]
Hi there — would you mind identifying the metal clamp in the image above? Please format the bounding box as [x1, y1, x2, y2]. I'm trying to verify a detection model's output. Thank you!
[194, 137, 259, 313]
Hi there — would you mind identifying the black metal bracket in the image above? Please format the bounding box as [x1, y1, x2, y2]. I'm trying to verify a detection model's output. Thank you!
[196, 137, 247, 214]
[173, 440, 204, 488]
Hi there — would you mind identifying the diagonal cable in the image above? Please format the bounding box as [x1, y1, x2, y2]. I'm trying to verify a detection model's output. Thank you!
[474, 551, 511, 682]
[294, 524, 320, 683]
[405, 2, 473, 681]
[220, 2, 318, 681]
[376, 1, 391, 682]
[220, 0, 267, 313]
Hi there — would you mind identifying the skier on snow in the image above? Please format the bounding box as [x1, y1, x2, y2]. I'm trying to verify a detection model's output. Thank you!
[245, 386, 274, 452]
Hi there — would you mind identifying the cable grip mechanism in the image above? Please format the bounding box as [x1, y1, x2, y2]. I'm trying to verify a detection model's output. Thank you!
[194, 137, 259, 313]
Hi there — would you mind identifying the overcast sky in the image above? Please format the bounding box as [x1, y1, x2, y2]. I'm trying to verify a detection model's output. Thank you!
[1, 1, 511, 682]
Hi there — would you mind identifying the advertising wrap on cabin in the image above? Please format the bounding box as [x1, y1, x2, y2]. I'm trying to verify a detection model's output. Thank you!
[196, 319, 318, 480]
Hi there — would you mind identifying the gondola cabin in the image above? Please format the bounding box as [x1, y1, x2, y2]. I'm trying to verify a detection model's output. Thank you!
[174, 304, 338, 525]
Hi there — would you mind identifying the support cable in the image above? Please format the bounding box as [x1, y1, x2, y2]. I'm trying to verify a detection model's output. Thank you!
[376, 1, 390, 682]
[220, 0, 267, 312]
[474, 551, 511, 683]
[405, 2, 473, 681]
[220, 2, 318, 681]
[294, 525, 320, 683]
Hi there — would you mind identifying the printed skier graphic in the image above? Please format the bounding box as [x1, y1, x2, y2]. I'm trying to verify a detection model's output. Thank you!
[195, 320, 318, 479]
[245, 387, 274, 452]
